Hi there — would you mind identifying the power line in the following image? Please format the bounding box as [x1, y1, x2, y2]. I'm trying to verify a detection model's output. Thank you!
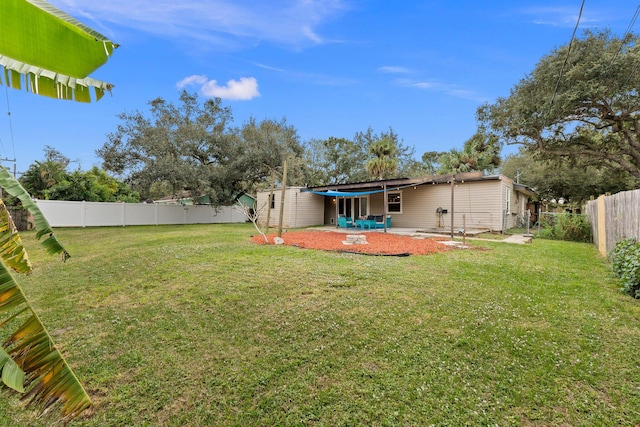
[608, 4, 640, 68]
[3, 86, 16, 162]
[618, 5, 640, 89]
[2, 86, 17, 176]
[548, 0, 586, 113]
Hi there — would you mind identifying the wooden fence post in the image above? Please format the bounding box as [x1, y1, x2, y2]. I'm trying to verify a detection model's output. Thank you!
[597, 195, 607, 256]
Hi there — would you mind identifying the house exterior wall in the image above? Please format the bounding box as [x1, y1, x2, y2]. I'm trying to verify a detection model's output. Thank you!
[324, 199, 336, 225]
[397, 181, 505, 231]
[363, 180, 508, 231]
[289, 190, 325, 228]
[256, 187, 324, 228]
[258, 175, 529, 232]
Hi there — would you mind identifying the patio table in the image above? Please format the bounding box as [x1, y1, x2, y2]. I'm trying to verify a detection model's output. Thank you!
[355, 219, 375, 229]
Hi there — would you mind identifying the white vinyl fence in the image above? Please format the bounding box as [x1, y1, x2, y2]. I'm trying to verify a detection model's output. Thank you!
[33, 200, 247, 228]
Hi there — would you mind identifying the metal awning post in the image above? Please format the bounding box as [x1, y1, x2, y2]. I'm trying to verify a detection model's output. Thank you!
[383, 183, 387, 233]
[450, 176, 455, 240]
[335, 193, 339, 228]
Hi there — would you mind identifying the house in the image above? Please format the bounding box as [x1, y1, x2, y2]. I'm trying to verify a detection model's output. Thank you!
[256, 171, 536, 232]
[155, 192, 256, 209]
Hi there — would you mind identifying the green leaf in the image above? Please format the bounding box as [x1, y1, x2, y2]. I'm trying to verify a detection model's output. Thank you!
[0, 262, 92, 420]
[0, 199, 32, 273]
[0, 0, 117, 102]
[0, 168, 69, 260]
[0, 345, 24, 392]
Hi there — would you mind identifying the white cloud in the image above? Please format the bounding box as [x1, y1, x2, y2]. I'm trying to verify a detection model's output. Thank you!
[519, 7, 600, 28]
[252, 62, 286, 72]
[176, 75, 208, 89]
[179, 75, 260, 100]
[378, 66, 411, 74]
[48, 0, 350, 49]
[395, 78, 485, 102]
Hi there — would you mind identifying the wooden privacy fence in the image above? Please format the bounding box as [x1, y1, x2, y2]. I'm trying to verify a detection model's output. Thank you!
[585, 189, 640, 256]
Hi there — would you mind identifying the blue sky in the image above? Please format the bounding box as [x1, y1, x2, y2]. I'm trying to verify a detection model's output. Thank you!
[0, 1, 636, 176]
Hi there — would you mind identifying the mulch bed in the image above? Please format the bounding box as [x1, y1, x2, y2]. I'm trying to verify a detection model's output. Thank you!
[251, 230, 454, 256]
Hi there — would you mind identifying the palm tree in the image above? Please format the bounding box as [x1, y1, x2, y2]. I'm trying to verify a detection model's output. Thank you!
[437, 132, 502, 174]
[366, 139, 399, 180]
[0, 0, 118, 421]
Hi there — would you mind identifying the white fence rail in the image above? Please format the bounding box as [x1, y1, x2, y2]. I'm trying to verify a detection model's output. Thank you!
[33, 200, 247, 228]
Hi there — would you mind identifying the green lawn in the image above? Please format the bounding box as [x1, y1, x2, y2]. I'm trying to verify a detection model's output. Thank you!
[2, 224, 639, 426]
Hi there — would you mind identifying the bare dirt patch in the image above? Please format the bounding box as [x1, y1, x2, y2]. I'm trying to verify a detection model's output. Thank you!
[251, 230, 453, 256]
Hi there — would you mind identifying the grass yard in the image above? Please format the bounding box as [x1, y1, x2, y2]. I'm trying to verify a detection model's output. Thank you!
[2, 224, 639, 426]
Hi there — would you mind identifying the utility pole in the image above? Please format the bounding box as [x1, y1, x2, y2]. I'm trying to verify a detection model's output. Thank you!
[0, 157, 16, 177]
[383, 183, 387, 233]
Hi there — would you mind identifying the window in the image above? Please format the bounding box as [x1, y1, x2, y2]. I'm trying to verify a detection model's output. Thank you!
[504, 187, 511, 213]
[358, 197, 368, 217]
[387, 191, 402, 213]
[270, 194, 275, 209]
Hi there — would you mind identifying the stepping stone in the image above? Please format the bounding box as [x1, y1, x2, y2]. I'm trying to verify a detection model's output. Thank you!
[343, 234, 368, 245]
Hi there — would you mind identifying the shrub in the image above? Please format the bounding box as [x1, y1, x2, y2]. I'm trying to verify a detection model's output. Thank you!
[609, 238, 640, 298]
[536, 213, 592, 242]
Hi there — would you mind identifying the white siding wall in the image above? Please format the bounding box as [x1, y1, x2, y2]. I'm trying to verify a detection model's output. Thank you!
[371, 180, 507, 231]
[255, 176, 527, 231]
[289, 190, 325, 227]
[500, 180, 518, 230]
[256, 187, 324, 228]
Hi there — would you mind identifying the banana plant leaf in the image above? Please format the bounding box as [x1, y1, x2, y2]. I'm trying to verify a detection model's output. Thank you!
[0, 167, 69, 261]
[0, 172, 91, 420]
[0, 260, 92, 421]
[0, 344, 24, 392]
[0, 0, 118, 102]
[0, 195, 32, 274]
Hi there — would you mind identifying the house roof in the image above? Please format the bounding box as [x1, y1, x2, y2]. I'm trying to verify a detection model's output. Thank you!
[513, 183, 537, 197]
[304, 172, 537, 197]
[306, 171, 483, 192]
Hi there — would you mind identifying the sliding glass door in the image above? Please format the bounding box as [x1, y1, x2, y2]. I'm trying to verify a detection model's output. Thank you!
[338, 196, 368, 218]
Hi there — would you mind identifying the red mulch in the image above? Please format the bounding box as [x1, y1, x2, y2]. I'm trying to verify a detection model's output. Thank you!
[251, 230, 453, 256]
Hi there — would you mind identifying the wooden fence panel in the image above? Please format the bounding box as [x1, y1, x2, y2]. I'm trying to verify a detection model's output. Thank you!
[587, 189, 640, 255]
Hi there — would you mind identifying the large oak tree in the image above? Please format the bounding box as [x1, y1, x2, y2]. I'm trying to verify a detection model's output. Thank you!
[479, 30, 640, 179]
[98, 91, 306, 204]
[500, 149, 639, 204]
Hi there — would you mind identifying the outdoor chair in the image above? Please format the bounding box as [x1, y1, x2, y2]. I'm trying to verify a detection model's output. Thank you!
[337, 215, 354, 228]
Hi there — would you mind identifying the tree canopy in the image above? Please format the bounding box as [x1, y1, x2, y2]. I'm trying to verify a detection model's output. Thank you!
[427, 132, 502, 174]
[19, 147, 139, 202]
[366, 138, 399, 180]
[98, 91, 306, 204]
[500, 149, 639, 204]
[479, 30, 640, 179]
[305, 137, 368, 185]
[304, 127, 419, 186]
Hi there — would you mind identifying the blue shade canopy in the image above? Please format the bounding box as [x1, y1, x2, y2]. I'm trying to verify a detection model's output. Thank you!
[304, 189, 387, 197]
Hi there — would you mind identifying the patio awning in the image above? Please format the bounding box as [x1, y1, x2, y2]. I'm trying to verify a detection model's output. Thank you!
[304, 189, 387, 197]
